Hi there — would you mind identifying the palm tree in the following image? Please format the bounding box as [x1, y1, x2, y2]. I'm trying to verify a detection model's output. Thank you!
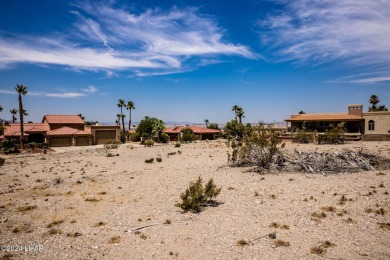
[10, 109, 18, 123]
[78, 113, 86, 121]
[204, 119, 209, 128]
[232, 105, 240, 121]
[117, 99, 125, 132]
[126, 101, 135, 131]
[369, 94, 379, 111]
[116, 114, 122, 126]
[15, 84, 28, 148]
[236, 107, 245, 123]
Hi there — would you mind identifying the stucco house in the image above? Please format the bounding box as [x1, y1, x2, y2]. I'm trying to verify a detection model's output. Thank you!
[285, 104, 390, 140]
[3, 114, 120, 147]
[164, 125, 221, 141]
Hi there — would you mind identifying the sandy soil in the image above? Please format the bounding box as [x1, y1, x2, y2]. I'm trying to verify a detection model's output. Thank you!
[0, 140, 389, 260]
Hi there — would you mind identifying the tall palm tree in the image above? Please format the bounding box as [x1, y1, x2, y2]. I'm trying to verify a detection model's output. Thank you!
[78, 113, 86, 121]
[10, 109, 18, 123]
[126, 101, 135, 131]
[236, 107, 245, 123]
[204, 119, 209, 128]
[117, 99, 125, 132]
[232, 105, 240, 121]
[116, 114, 121, 126]
[369, 94, 379, 111]
[15, 84, 28, 148]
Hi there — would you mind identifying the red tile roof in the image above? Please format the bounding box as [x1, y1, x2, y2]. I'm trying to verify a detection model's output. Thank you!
[4, 123, 50, 137]
[43, 115, 84, 124]
[128, 129, 136, 134]
[285, 113, 362, 122]
[164, 125, 221, 134]
[46, 126, 92, 136]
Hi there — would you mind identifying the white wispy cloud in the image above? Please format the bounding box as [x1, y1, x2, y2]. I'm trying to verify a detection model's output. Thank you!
[0, 2, 255, 75]
[0, 86, 98, 98]
[82, 85, 98, 93]
[259, 0, 390, 82]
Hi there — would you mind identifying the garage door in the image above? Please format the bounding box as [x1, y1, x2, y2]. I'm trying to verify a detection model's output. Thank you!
[49, 137, 72, 147]
[95, 130, 116, 144]
[76, 136, 89, 146]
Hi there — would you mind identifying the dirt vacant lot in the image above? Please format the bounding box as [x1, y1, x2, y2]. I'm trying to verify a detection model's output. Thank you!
[0, 140, 389, 259]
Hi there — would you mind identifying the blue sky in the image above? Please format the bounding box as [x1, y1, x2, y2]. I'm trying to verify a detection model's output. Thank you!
[0, 0, 389, 124]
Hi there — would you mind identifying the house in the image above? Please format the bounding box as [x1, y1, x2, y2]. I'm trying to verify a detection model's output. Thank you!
[43, 115, 85, 130]
[285, 104, 390, 140]
[164, 125, 221, 141]
[3, 114, 120, 147]
[4, 123, 50, 144]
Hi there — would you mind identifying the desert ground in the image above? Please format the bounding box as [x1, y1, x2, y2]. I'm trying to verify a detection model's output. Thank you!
[0, 140, 389, 260]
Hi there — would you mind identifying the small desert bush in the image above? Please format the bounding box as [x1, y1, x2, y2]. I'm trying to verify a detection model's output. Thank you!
[176, 176, 221, 212]
[145, 158, 154, 163]
[144, 139, 154, 147]
[175, 142, 181, 148]
[318, 122, 345, 144]
[180, 128, 197, 143]
[0, 157, 4, 166]
[237, 240, 249, 246]
[293, 129, 313, 143]
[227, 124, 282, 169]
[156, 157, 162, 162]
[104, 140, 120, 149]
[274, 239, 290, 247]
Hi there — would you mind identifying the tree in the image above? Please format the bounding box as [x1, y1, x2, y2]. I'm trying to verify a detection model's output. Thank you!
[126, 101, 135, 131]
[117, 99, 126, 133]
[116, 114, 121, 126]
[369, 94, 379, 111]
[181, 127, 198, 142]
[224, 119, 245, 139]
[15, 84, 28, 148]
[378, 105, 388, 111]
[204, 119, 209, 128]
[78, 113, 86, 121]
[136, 116, 165, 139]
[10, 109, 18, 123]
[298, 110, 306, 114]
[236, 107, 245, 123]
[232, 105, 240, 121]
[208, 123, 220, 130]
[0, 105, 2, 112]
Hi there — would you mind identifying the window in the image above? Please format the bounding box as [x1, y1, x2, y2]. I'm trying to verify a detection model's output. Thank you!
[368, 120, 375, 131]
[320, 121, 330, 127]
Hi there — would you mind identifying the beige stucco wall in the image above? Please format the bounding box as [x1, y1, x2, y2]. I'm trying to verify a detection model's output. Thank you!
[363, 112, 390, 135]
[84, 125, 121, 144]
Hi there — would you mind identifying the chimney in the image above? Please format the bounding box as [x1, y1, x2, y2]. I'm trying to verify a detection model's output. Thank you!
[348, 104, 363, 117]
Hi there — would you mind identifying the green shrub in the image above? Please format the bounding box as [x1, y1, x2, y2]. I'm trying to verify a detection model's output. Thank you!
[0, 157, 5, 166]
[175, 176, 221, 212]
[144, 139, 154, 147]
[180, 128, 197, 143]
[130, 132, 141, 142]
[227, 124, 282, 169]
[1, 139, 19, 154]
[174, 142, 181, 148]
[159, 133, 170, 143]
[293, 129, 313, 143]
[318, 123, 345, 144]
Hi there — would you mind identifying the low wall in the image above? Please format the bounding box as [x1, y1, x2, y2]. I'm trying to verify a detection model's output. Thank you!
[362, 134, 390, 141]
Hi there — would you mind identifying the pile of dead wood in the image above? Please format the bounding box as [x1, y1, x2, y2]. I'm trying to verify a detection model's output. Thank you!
[280, 149, 390, 173]
[232, 147, 390, 173]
